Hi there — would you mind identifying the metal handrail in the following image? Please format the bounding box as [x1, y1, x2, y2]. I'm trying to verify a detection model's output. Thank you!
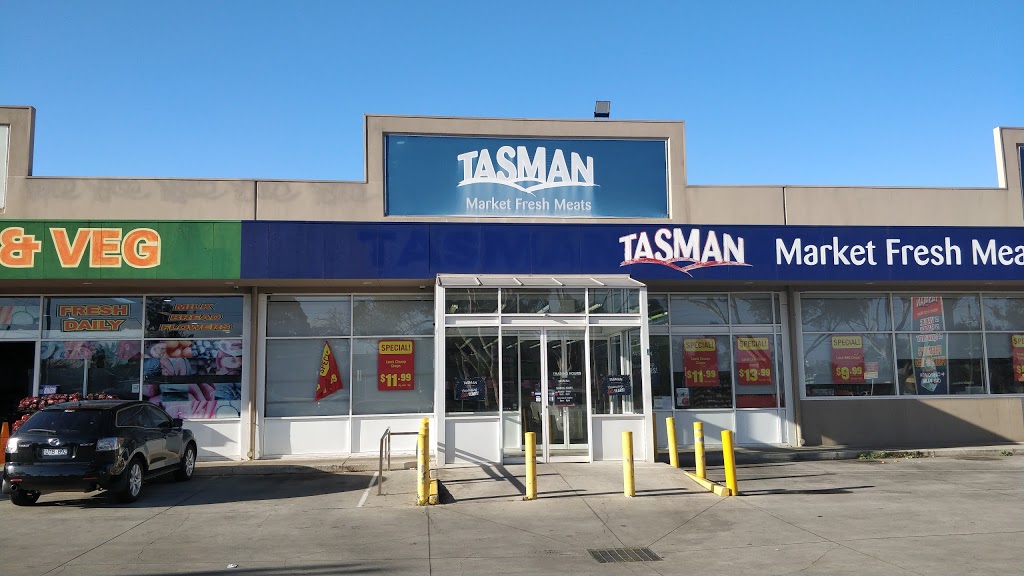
[377, 427, 420, 496]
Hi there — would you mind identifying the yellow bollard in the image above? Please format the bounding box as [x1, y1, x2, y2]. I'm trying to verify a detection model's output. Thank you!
[666, 417, 679, 468]
[0, 421, 9, 466]
[416, 432, 427, 505]
[420, 417, 430, 455]
[722, 430, 738, 496]
[524, 432, 537, 500]
[622, 431, 635, 497]
[693, 422, 706, 479]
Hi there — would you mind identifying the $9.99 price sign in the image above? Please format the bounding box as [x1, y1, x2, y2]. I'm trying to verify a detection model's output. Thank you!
[378, 340, 415, 391]
[830, 335, 865, 384]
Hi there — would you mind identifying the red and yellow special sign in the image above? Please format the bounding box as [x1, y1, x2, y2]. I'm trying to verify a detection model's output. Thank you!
[683, 337, 718, 387]
[378, 339, 415, 391]
[736, 336, 772, 385]
[830, 335, 865, 384]
[1011, 335, 1024, 383]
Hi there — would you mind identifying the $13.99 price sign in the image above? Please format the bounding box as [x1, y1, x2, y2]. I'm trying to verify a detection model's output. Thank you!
[735, 336, 772, 385]
[378, 340, 415, 391]
[830, 335, 865, 384]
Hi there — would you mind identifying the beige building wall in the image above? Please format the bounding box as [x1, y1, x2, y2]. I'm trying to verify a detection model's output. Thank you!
[800, 397, 1024, 447]
[3, 107, 1023, 228]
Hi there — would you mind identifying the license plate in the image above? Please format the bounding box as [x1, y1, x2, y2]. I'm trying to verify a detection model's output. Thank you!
[41, 448, 69, 456]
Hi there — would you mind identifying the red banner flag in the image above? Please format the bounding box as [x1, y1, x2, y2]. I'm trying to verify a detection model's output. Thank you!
[315, 341, 343, 401]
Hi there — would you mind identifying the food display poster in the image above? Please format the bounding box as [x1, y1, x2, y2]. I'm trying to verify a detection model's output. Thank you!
[911, 297, 948, 394]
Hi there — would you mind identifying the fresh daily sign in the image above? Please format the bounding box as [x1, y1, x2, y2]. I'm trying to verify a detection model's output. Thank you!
[385, 135, 668, 217]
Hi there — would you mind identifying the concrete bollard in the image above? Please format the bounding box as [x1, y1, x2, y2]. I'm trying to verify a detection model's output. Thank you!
[622, 431, 635, 497]
[722, 430, 738, 496]
[693, 422, 706, 479]
[666, 417, 679, 468]
[524, 432, 537, 500]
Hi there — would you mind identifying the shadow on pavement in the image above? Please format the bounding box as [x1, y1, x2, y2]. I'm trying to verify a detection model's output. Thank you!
[106, 563, 393, 575]
[739, 485, 875, 495]
[30, 471, 373, 509]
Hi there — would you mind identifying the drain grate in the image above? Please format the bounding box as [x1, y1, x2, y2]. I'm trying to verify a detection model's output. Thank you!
[588, 547, 662, 563]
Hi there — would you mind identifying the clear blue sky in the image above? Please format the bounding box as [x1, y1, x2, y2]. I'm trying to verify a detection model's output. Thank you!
[2, 1, 1022, 187]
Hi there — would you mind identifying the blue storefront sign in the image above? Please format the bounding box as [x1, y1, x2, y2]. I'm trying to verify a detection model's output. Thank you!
[385, 135, 668, 218]
[241, 221, 1024, 282]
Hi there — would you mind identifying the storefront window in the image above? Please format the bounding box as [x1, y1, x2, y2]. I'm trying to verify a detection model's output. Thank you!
[895, 332, 984, 395]
[267, 296, 351, 337]
[982, 296, 1024, 395]
[649, 335, 672, 410]
[504, 289, 585, 314]
[893, 294, 981, 331]
[265, 339, 351, 417]
[351, 337, 434, 415]
[802, 332, 895, 396]
[266, 294, 435, 418]
[647, 294, 669, 325]
[353, 295, 432, 336]
[672, 335, 733, 408]
[445, 289, 498, 314]
[0, 297, 40, 339]
[801, 296, 891, 333]
[730, 294, 775, 325]
[734, 335, 779, 408]
[39, 340, 142, 399]
[669, 295, 729, 325]
[802, 293, 1024, 398]
[590, 289, 640, 314]
[445, 328, 499, 414]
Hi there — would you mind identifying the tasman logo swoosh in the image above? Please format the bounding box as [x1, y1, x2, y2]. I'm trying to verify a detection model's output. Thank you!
[457, 146, 596, 195]
[619, 228, 751, 276]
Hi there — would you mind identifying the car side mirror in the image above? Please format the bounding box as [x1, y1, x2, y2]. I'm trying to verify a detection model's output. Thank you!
[171, 418, 184, 429]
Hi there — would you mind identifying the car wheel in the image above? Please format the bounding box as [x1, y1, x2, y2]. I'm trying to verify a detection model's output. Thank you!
[10, 490, 41, 506]
[174, 443, 197, 482]
[116, 458, 145, 503]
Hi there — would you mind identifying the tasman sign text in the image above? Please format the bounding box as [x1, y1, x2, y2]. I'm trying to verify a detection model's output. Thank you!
[385, 135, 669, 218]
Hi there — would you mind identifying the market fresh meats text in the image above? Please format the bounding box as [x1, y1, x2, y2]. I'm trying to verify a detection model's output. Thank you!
[776, 237, 1024, 266]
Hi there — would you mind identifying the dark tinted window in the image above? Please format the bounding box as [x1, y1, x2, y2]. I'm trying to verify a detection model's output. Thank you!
[142, 405, 171, 428]
[115, 405, 146, 428]
[20, 409, 108, 434]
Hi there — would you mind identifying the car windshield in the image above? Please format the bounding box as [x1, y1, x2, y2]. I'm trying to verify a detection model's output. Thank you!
[21, 409, 109, 434]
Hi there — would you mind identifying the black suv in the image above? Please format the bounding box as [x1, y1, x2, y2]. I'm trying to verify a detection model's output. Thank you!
[3, 400, 197, 505]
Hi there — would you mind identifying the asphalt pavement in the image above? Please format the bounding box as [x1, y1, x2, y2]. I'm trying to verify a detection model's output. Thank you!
[1, 452, 1022, 575]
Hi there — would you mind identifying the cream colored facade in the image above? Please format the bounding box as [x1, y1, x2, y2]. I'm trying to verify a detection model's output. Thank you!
[1, 104, 1023, 458]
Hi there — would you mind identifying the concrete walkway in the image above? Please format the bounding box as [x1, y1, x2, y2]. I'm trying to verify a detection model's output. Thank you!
[1, 453, 1021, 575]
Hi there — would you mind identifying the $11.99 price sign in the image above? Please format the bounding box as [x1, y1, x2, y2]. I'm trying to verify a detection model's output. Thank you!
[378, 340, 415, 391]
[683, 338, 719, 387]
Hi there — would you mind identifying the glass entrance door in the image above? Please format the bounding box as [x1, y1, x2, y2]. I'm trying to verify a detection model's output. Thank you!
[501, 328, 589, 462]
[546, 330, 588, 456]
